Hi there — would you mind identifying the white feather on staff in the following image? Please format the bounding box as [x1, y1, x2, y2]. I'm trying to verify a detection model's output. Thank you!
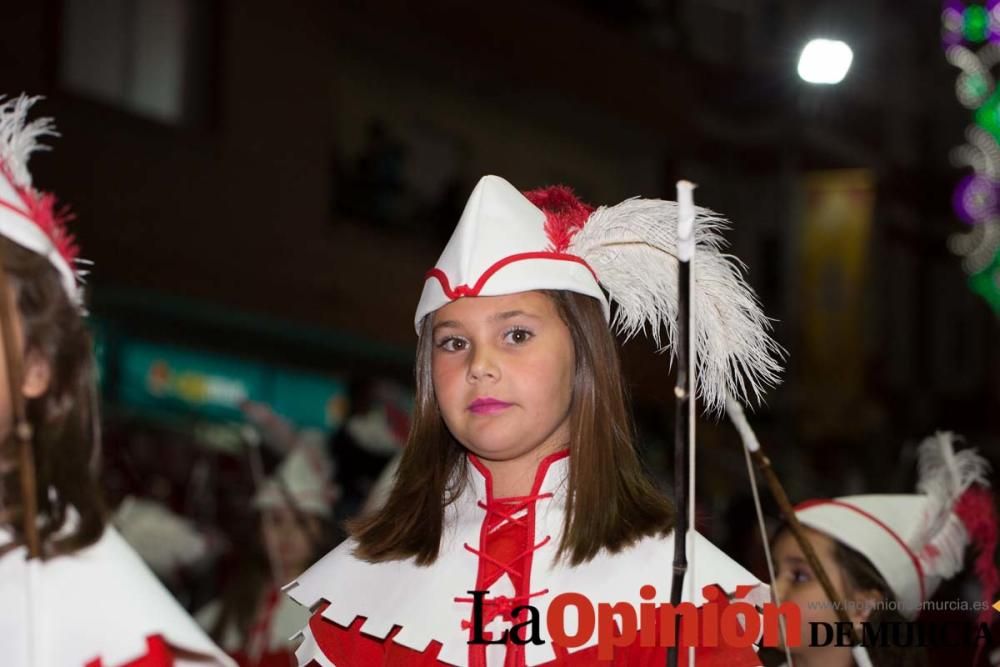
[569, 198, 784, 413]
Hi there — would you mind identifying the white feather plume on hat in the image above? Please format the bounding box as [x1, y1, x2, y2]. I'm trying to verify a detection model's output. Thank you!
[914, 432, 991, 580]
[0, 95, 56, 189]
[568, 198, 782, 412]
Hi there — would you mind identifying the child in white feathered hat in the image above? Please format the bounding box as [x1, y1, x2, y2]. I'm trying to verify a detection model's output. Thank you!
[284, 175, 782, 666]
[199, 402, 337, 667]
[0, 95, 234, 666]
[769, 433, 998, 667]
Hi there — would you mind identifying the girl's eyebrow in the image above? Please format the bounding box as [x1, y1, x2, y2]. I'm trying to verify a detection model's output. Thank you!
[490, 310, 540, 322]
[433, 310, 540, 333]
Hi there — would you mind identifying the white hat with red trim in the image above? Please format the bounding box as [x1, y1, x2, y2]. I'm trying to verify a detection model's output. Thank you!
[794, 432, 998, 620]
[414, 174, 783, 412]
[0, 95, 83, 304]
[253, 432, 338, 519]
[416, 175, 610, 323]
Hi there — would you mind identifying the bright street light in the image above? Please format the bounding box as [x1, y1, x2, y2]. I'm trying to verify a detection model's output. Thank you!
[797, 39, 853, 85]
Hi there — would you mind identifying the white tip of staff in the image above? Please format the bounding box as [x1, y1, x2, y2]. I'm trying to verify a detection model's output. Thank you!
[852, 646, 875, 667]
[676, 180, 696, 260]
[726, 397, 761, 453]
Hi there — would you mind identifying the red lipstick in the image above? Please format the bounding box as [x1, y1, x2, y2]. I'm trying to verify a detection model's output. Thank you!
[468, 397, 512, 415]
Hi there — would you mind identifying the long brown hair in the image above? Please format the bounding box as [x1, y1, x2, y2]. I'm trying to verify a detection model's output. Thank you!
[834, 541, 928, 667]
[350, 289, 674, 565]
[0, 237, 105, 556]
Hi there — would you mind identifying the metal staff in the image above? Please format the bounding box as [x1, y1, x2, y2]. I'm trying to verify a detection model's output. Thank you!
[667, 181, 697, 667]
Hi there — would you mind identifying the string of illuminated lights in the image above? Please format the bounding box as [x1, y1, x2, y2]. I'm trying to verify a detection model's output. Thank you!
[942, 0, 1000, 312]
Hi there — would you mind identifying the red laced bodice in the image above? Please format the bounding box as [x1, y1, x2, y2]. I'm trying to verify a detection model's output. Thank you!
[455, 463, 555, 667]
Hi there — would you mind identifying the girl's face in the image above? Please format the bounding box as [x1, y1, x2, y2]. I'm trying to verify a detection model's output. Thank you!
[772, 527, 876, 662]
[431, 291, 574, 468]
[259, 505, 320, 580]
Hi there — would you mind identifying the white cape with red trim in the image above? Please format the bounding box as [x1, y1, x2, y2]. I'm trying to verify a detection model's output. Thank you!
[285, 456, 767, 666]
[0, 523, 235, 667]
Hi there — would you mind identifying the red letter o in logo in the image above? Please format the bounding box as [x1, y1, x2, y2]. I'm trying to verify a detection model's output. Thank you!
[547, 593, 595, 649]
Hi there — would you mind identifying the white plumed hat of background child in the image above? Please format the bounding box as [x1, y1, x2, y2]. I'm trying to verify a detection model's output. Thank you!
[415, 174, 784, 413]
[794, 432, 998, 621]
[0, 95, 83, 304]
[253, 432, 338, 520]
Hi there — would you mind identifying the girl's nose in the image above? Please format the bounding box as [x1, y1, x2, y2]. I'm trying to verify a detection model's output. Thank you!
[467, 346, 499, 382]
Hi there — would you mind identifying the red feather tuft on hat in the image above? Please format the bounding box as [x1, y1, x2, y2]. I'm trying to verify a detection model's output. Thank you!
[955, 487, 999, 632]
[523, 185, 593, 253]
[14, 181, 79, 268]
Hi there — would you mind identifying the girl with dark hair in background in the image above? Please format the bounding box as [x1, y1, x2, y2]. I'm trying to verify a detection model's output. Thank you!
[0, 95, 233, 667]
[764, 433, 998, 667]
[199, 416, 337, 667]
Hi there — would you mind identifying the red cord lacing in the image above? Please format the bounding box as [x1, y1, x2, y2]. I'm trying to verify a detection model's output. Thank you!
[454, 492, 553, 630]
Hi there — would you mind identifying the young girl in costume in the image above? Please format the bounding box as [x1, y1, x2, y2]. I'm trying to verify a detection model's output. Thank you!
[286, 174, 783, 666]
[767, 432, 998, 667]
[199, 414, 337, 667]
[0, 96, 233, 666]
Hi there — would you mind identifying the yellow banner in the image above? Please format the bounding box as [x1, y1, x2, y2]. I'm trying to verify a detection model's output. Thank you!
[798, 169, 874, 438]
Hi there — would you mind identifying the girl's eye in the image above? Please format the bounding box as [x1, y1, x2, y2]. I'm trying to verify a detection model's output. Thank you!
[791, 568, 811, 584]
[504, 327, 533, 345]
[436, 337, 468, 352]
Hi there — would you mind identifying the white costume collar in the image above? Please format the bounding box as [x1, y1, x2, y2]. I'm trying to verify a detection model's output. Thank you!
[0, 520, 233, 666]
[287, 453, 766, 666]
